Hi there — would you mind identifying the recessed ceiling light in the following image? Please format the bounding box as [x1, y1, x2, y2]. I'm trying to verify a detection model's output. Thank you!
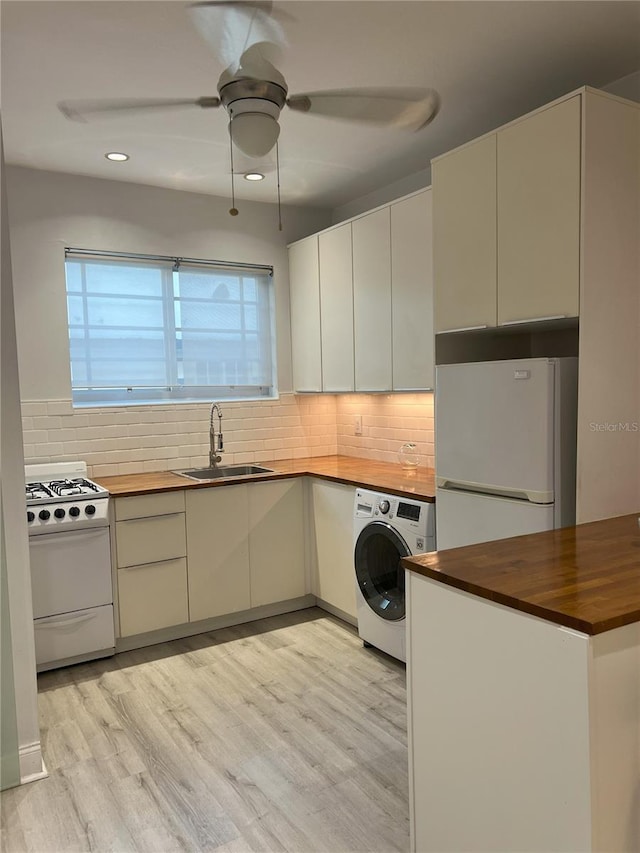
[105, 152, 130, 162]
[244, 172, 265, 181]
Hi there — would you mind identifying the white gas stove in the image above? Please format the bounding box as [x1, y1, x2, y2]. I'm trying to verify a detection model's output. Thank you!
[25, 461, 109, 535]
[25, 461, 115, 671]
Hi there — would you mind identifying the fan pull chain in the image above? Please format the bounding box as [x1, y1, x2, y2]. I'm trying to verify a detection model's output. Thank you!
[228, 118, 238, 218]
[276, 140, 282, 232]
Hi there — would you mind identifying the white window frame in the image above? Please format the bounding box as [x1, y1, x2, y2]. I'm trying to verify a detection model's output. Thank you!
[65, 248, 278, 407]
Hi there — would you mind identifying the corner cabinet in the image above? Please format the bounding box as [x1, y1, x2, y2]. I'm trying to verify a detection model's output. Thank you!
[309, 479, 357, 621]
[185, 478, 307, 621]
[248, 479, 306, 607]
[288, 235, 322, 392]
[288, 188, 435, 393]
[185, 484, 251, 622]
[433, 94, 581, 332]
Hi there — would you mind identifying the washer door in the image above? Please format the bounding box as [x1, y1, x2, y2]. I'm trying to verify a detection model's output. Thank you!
[355, 521, 410, 621]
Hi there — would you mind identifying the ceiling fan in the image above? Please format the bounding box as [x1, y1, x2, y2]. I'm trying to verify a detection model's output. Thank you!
[58, 1, 440, 223]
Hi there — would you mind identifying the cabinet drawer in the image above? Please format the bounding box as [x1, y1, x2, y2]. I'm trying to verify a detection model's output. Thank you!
[34, 604, 114, 666]
[115, 490, 185, 521]
[115, 512, 186, 567]
[117, 558, 188, 637]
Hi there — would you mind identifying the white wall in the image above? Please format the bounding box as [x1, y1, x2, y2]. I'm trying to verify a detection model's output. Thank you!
[5, 166, 331, 403]
[332, 167, 431, 224]
[1, 138, 43, 784]
[602, 70, 640, 102]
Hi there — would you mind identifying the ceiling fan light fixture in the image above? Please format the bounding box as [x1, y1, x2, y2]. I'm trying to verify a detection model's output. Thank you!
[229, 112, 280, 158]
[244, 172, 265, 181]
[105, 151, 129, 162]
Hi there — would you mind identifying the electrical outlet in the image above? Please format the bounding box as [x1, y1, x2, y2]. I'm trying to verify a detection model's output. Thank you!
[354, 414, 363, 436]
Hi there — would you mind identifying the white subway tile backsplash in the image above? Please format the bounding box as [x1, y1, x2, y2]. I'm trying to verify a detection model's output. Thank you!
[21, 391, 434, 476]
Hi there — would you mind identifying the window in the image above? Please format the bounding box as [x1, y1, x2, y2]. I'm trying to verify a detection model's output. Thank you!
[65, 249, 276, 406]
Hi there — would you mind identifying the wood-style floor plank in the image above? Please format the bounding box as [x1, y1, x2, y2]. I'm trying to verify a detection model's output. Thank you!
[1, 608, 408, 852]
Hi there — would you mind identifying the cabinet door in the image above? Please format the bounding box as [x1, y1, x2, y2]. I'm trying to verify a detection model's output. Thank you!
[433, 134, 497, 332]
[118, 558, 189, 637]
[288, 235, 322, 391]
[391, 190, 434, 390]
[497, 96, 581, 324]
[185, 485, 250, 622]
[319, 223, 354, 391]
[310, 479, 356, 620]
[248, 479, 306, 607]
[352, 208, 392, 391]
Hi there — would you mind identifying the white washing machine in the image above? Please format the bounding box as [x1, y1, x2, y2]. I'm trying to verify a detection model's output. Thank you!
[353, 488, 435, 662]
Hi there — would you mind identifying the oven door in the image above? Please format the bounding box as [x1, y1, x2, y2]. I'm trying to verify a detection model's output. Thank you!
[29, 527, 113, 619]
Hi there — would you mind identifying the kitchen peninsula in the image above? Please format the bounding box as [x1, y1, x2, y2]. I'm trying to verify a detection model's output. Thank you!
[403, 514, 640, 853]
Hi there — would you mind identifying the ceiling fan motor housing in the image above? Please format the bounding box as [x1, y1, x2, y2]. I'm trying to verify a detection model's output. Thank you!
[221, 79, 287, 157]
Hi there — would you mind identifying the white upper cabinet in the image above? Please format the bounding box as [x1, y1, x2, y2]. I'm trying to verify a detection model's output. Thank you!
[433, 135, 497, 333]
[352, 207, 392, 391]
[433, 93, 582, 333]
[497, 96, 581, 324]
[319, 223, 355, 392]
[288, 235, 322, 392]
[391, 190, 435, 390]
[288, 189, 436, 393]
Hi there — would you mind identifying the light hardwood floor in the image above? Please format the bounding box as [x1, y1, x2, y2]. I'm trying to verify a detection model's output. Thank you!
[1, 608, 409, 852]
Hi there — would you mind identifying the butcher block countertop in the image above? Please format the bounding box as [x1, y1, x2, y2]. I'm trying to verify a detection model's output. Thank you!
[96, 455, 436, 501]
[403, 513, 640, 635]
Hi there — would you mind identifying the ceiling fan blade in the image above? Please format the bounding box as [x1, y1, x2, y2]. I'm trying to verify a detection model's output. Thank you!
[287, 88, 440, 132]
[189, 1, 288, 74]
[58, 97, 220, 123]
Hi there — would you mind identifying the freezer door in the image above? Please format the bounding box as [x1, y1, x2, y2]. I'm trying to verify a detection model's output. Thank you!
[435, 487, 555, 550]
[436, 359, 555, 502]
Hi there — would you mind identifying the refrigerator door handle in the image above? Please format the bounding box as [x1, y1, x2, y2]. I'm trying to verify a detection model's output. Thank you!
[436, 477, 554, 505]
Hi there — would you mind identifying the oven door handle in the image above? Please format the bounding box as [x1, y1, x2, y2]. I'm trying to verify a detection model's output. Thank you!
[29, 527, 108, 546]
[35, 612, 96, 630]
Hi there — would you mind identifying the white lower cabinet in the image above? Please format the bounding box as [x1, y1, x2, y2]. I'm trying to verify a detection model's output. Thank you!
[248, 478, 306, 607]
[185, 484, 251, 622]
[114, 491, 189, 637]
[309, 479, 356, 620]
[118, 560, 188, 637]
[114, 479, 309, 639]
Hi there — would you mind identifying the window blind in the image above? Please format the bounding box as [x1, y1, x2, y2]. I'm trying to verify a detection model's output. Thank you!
[65, 249, 276, 405]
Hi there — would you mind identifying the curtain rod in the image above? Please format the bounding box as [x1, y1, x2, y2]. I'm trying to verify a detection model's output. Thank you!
[64, 247, 273, 274]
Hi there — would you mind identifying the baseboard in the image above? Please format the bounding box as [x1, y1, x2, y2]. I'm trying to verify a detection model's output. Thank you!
[315, 598, 358, 627]
[116, 595, 318, 653]
[19, 741, 47, 784]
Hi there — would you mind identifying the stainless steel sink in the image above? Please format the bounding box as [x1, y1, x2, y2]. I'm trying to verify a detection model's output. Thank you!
[175, 464, 274, 481]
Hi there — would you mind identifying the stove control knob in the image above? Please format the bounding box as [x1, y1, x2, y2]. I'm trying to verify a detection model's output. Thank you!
[27, 511, 35, 523]
[54, 508, 66, 519]
[69, 506, 80, 517]
[39, 509, 50, 521]
[379, 500, 390, 514]
[85, 504, 96, 516]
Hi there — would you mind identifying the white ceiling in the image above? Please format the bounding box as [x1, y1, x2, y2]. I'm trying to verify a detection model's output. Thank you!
[2, 1, 639, 210]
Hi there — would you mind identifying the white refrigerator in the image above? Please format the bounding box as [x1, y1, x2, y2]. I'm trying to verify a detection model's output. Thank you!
[435, 357, 578, 550]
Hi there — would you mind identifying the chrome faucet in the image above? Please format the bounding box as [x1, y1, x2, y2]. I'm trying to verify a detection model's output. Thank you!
[209, 403, 224, 468]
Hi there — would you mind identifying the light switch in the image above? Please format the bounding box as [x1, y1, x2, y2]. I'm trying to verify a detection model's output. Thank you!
[355, 414, 363, 435]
